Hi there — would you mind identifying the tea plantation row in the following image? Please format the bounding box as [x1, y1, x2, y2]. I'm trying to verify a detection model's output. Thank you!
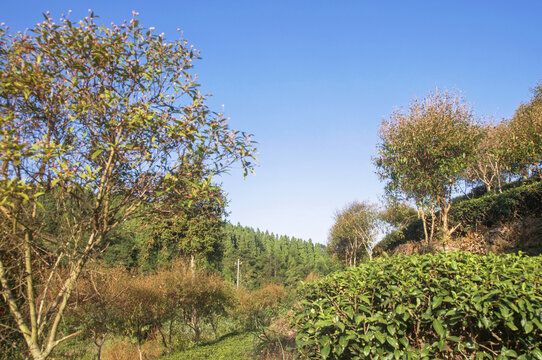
[292, 252, 542, 359]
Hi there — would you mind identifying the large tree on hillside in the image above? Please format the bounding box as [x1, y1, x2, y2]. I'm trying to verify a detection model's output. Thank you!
[0, 12, 256, 360]
[328, 201, 381, 265]
[509, 82, 542, 176]
[374, 90, 479, 246]
[466, 122, 512, 193]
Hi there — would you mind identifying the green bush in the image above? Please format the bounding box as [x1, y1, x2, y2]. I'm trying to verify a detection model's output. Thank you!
[375, 219, 424, 252]
[449, 180, 542, 231]
[377, 179, 542, 252]
[159, 332, 256, 360]
[292, 252, 542, 359]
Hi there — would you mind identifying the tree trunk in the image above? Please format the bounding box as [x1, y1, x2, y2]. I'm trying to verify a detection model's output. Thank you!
[441, 202, 450, 247]
[168, 320, 174, 347]
[157, 326, 170, 354]
[137, 338, 143, 360]
[441, 199, 460, 249]
[93, 334, 106, 360]
[191, 308, 200, 344]
[419, 208, 430, 247]
[353, 238, 357, 267]
[429, 210, 435, 245]
[194, 325, 201, 344]
[96, 343, 103, 360]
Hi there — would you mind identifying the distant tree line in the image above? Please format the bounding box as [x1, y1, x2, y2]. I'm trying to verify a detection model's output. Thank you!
[221, 224, 338, 289]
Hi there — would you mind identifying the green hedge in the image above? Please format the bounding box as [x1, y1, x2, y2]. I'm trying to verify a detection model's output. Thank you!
[159, 332, 255, 360]
[375, 219, 424, 252]
[377, 179, 542, 252]
[449, 180, 542, 231]
[292, 252, 542, 359]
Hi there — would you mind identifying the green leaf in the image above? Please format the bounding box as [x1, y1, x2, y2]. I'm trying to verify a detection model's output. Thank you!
[387, 324, 396, 336]
[315, 320, 334, 328]
[531, 348, 542, 360]
[321, 344, 330, 359]
[355, 314, 364, 325]
[433, 319, 445, 338]
[387, 336, 398, 349]
[506, 321, 518, 331]
[91, 149, 103, 159]
[532, 318, 542, 330]
[17, 192, 29, 201]
[374, 331, 386, 344]
[338, 335, 349, 348]
[501, 349, 518, 358]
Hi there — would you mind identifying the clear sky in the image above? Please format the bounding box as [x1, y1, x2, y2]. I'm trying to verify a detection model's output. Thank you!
[2, 1, 541, 244]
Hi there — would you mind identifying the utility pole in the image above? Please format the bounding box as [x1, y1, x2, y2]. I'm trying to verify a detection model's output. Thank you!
[236, 258, 242, 289]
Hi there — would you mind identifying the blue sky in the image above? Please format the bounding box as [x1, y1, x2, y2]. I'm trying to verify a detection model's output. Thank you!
[2, 1, 541, 244]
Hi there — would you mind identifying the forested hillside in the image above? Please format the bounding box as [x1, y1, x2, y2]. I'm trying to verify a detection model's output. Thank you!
[96, 221, 337, 289]
[221, 224, 338, 289]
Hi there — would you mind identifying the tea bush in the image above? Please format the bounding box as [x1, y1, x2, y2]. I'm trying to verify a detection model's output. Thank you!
[449, 180, 542, 230]
[292, 252, 542, 359]
[158, 332, 256, 360]
[376, 179, 542, 252]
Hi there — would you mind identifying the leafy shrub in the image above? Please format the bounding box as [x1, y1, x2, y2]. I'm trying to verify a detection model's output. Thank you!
[237, 284, 286, 330]
[102, 337, 162, 360]
[173, 270, 237, 344]
[449, 180, 542, 231]
[159, 332, 256, 360]
[377, 179, 542, 252]
[375, 220, 424, 253]
[292, 252, 542, 359]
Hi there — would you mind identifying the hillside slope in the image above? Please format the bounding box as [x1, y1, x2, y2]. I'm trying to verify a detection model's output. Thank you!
[376, 178, 542, 255]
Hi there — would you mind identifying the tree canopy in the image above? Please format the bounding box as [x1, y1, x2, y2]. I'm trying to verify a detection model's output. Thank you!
[509, 83, 542, 176]
[0, 12, 255, 359]
[374, 90, 480, 245]
[328, 201, 382, 265]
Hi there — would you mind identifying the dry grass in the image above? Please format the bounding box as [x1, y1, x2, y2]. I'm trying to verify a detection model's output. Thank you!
[103, 338, 163, 360]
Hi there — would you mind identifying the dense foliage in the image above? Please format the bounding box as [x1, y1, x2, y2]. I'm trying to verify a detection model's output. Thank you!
[509, 83, 542, 176]
[0, 12, 255, 359]
[449, 178, 542, 230]
[293, 252, 542, 359]
[374, 90, 480, 245]
[376, 178, 542, 252]
[328, 201, 382, 265]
